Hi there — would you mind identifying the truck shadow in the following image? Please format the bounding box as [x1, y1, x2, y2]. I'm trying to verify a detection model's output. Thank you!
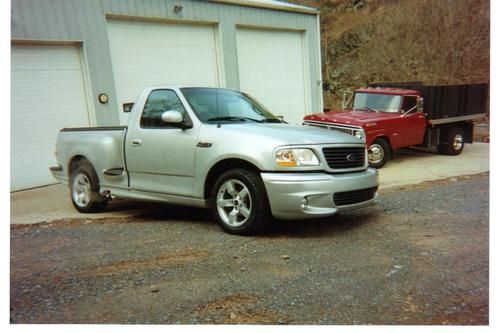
[104, 200, 380, 238]
[394, 147, 437, 158]
[105, 200, 213, 225]
[265, 208, 379, 238]
[387, 147, 440, 166]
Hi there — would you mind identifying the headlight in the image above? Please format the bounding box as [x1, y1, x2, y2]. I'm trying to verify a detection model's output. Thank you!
[275, 148, 320, 166]
[354, 130, 365, 141]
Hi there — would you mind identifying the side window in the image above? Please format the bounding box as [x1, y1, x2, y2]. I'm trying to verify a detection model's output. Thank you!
[402, 96, 418, 113]
[141, 90, 187, 128]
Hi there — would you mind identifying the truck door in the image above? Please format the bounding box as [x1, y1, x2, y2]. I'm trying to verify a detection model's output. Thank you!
[398, 95, 427, 146]
[125, 89, 198, 197]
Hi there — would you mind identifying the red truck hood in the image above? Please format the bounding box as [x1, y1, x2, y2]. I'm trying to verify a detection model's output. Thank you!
[304, 109, 399, 127]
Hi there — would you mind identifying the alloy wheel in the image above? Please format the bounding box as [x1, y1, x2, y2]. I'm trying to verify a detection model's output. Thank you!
[72, 173, 91, 208]
[216, 179, 252, 227]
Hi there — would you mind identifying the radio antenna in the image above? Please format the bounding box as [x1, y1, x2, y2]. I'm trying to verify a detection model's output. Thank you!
[216, 87, 221, 128]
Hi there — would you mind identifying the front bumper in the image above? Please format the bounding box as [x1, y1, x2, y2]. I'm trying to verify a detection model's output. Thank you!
[261, 168, 378, 220]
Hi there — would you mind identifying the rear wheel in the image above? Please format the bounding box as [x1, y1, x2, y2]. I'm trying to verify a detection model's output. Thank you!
[211, 169, 271, 235]
[368, 138, 391, 168]
[438, 127, 465, 155]
[70, 162, 108, 213]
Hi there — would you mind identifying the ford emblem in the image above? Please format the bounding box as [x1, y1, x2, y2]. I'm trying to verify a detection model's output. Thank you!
[346, 153, 356, 162]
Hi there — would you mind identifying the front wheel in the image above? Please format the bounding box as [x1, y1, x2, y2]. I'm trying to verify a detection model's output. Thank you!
[70, 162, 108, 213]
[368, 138, 391, 168]
[438, 127, 465, 155]
[211, 169, 271, 235]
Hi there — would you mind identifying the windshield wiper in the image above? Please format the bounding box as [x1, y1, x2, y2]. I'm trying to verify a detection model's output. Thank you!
[260, 118, 283, 123]
[207, 116, 262, 123]
[360, 107, 380, 113]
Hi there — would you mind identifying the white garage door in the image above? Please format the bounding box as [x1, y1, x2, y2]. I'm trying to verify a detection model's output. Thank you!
[107, 20, 220, 125]
[236, 28, 308, 125]
[11, 44, 92, 191]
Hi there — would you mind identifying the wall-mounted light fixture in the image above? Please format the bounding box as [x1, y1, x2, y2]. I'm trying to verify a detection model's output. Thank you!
[174, 5, 183, 13]
[98, 93, 109, 104]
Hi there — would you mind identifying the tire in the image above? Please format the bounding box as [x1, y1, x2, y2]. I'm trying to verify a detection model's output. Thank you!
[70, 161, 108, 213]
[211, 169, 271, 235]
[438, 127, 465, 155]
[368, 138, 391, 168]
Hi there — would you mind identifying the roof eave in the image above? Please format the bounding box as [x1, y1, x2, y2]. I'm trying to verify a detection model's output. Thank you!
[208, 0, 319, 15]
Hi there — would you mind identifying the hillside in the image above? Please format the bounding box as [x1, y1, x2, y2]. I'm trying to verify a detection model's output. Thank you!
[288, 0, 490, 108]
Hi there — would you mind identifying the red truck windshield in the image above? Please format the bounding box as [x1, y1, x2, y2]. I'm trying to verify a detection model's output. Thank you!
[353, 93, 401, 113]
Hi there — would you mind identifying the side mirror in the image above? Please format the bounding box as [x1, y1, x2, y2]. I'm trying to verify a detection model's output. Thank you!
[417, 97, 424, 112]
[161, 110, 183, 124]
[161, 110, 193, 129]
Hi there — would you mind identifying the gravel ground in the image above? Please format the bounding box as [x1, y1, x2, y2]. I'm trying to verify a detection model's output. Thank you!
[10, 173, 489, 324]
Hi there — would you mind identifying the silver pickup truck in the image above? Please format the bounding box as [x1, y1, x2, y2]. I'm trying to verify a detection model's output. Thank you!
[51, 87, 378, 235]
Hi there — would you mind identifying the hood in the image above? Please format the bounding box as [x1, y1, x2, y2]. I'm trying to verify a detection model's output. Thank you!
[304, 109, 400, 127]
[201, 123, 364, 146]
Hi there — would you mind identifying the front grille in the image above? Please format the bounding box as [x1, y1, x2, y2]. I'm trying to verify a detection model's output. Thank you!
[334, 186, 378, 206]
[322, 147, 365, 169]
[304, 121, 362, 137]
[332, 127, 356, 136]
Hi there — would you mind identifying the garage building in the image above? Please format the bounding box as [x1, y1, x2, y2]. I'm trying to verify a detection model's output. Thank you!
[11, 0, 322, 191]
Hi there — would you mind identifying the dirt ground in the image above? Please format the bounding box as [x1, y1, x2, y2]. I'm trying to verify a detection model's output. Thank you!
[10, 173, 489, 324]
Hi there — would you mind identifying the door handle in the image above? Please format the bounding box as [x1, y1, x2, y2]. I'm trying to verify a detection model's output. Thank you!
[130, 139, 142, 146]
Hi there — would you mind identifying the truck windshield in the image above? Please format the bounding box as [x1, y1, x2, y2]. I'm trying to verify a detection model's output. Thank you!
[354, 93, 401, 113]
[181, 88, 282, 124]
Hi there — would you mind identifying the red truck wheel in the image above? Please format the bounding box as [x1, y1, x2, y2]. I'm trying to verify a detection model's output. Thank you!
[368, 139, 391, 168]
[438, 127, 465, 155]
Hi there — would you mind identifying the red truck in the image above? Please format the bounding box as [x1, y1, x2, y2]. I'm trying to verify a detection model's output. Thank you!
[303, 82, 488, 168]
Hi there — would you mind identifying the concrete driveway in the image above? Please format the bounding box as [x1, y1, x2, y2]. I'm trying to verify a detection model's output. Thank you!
[378, 142, 489, 189]
[10, 143, 489, 225]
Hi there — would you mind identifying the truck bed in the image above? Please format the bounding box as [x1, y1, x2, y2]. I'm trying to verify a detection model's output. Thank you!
[53, 126, 128, 187]
[369, 82, 488, 120]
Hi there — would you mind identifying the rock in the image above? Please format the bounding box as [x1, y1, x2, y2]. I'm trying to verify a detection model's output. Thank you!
[150, 286, 160, 293]
[281, 255, 290, 260]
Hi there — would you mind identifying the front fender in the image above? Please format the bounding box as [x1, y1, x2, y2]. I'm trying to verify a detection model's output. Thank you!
[192, 143, 273, 198]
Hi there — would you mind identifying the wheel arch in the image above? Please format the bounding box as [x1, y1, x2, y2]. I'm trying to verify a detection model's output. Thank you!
[68, 155, 92, 177]
[68, 155, 108, 213]
[204, 158, 262, 200]
[370, 135, 393, 157]
[436, 121, 473, 143]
